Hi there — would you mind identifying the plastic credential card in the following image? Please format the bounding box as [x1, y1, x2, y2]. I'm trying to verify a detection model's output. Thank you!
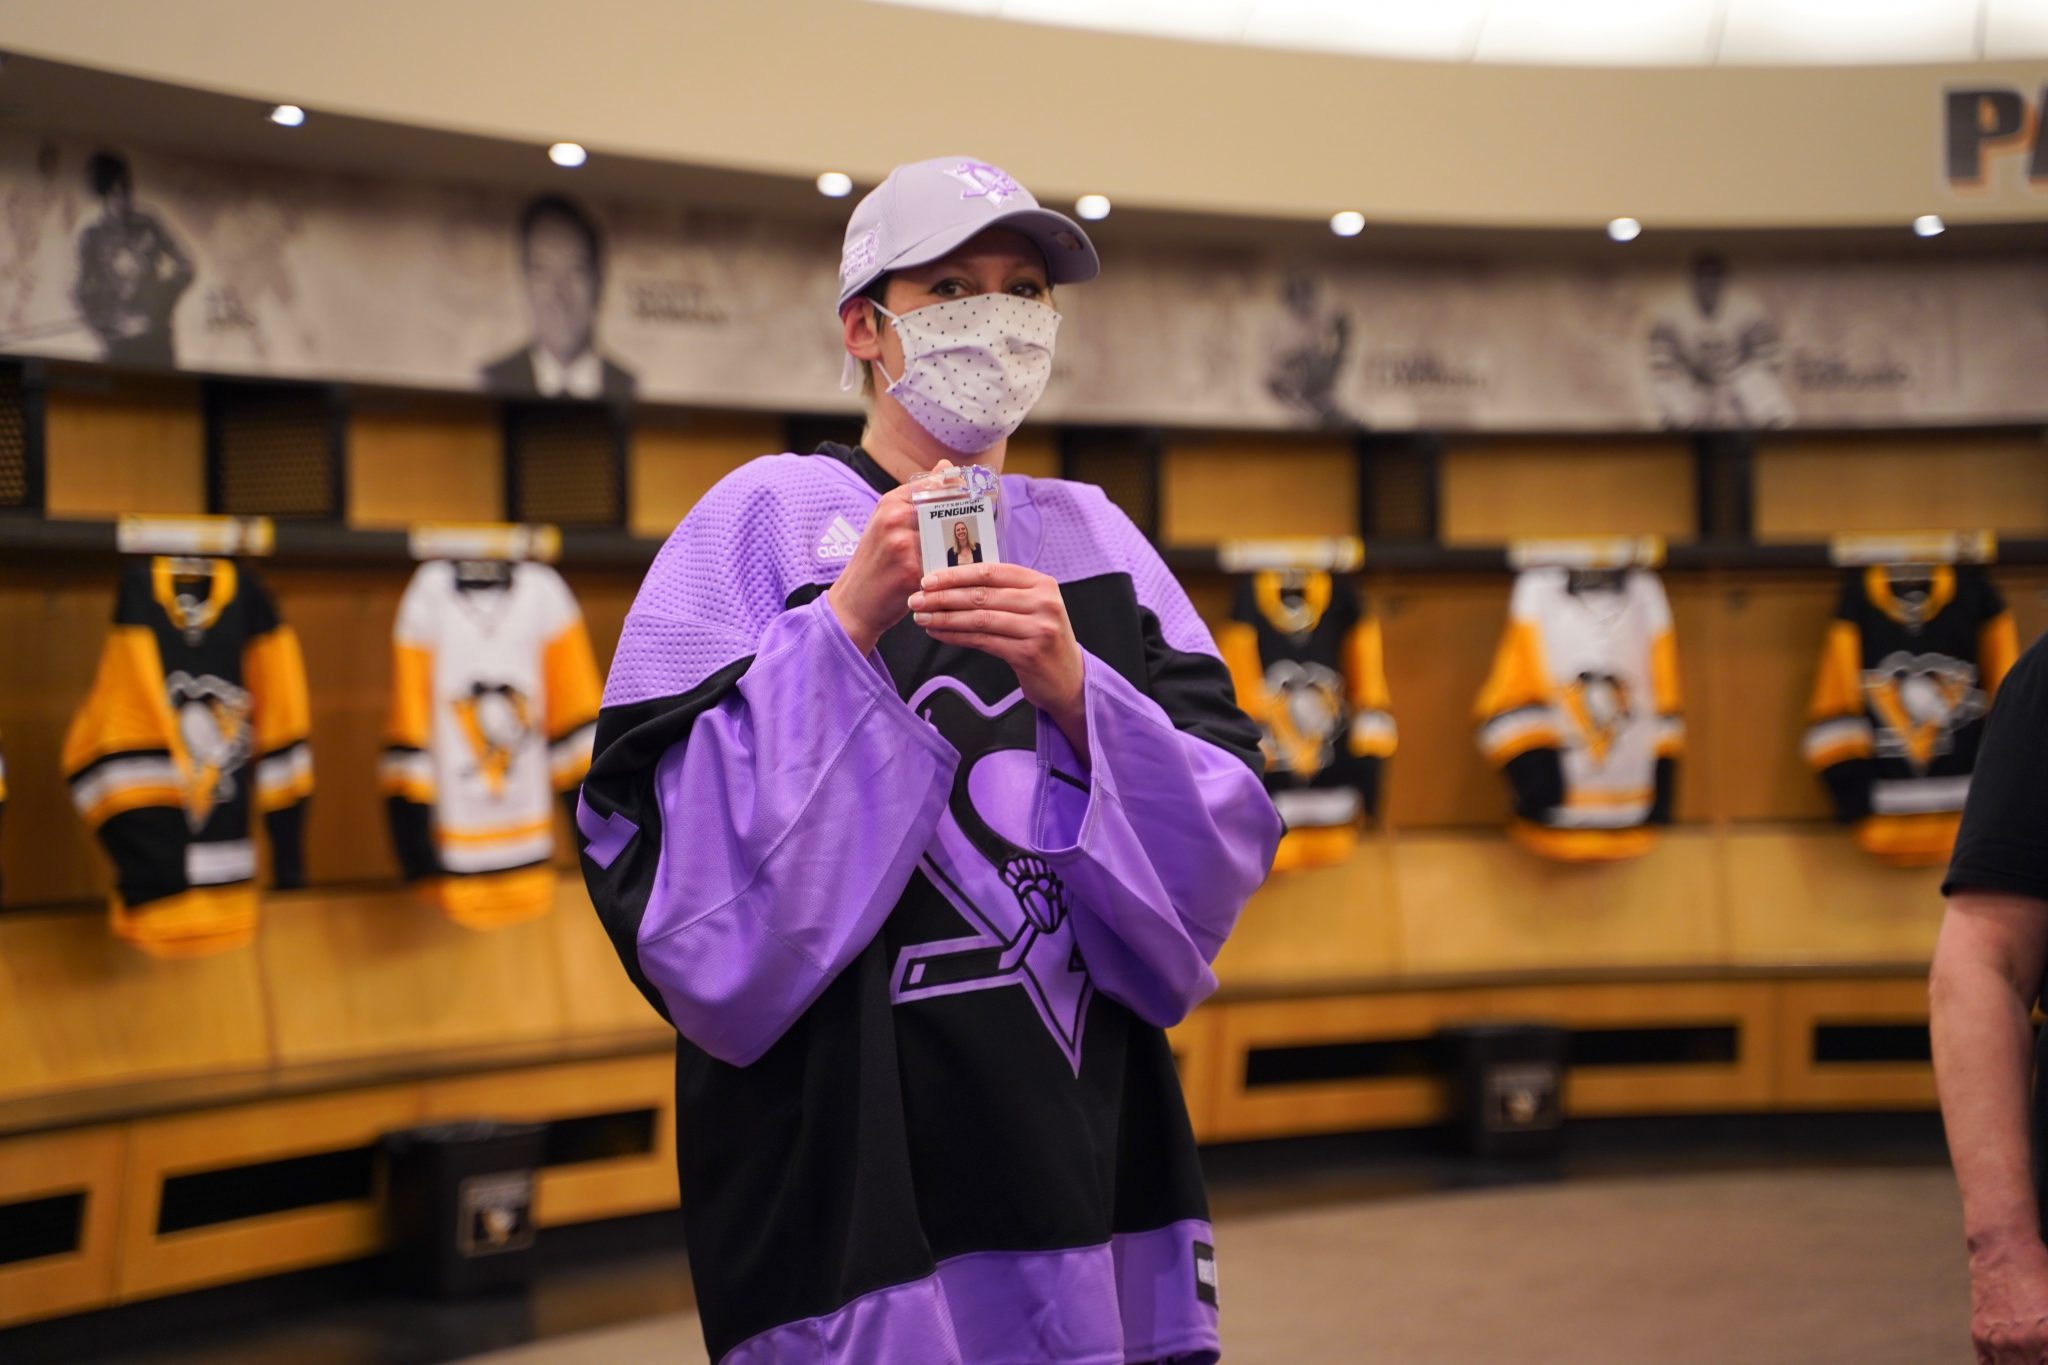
[911, 464, 1001, 577]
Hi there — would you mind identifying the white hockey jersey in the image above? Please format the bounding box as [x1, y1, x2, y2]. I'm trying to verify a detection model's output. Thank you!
[1475, 568, 1684, 861]
[380, 561, 601, 928]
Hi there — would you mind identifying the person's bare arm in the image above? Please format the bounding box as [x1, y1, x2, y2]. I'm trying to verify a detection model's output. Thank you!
[1933, 889, 2048, 1362]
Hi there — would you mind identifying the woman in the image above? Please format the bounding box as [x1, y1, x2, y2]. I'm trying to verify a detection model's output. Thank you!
[947, 518, 983, 567]
[578, 156, 1281, 1365]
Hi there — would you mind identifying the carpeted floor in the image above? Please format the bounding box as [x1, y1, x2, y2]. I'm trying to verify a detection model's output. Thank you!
[463, 1166, 1972, 1364]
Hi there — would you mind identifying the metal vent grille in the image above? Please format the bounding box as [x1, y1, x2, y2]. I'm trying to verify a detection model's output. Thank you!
[1060, 429, 1159, 540]
[206, 382, 340, 518]
[506, 402, 626, 526]
[0, 362, 35, 510]
[1360, 435, 1440, 541]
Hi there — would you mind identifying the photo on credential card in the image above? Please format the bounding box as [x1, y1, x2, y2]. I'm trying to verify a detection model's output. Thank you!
[918, 496, 1001, 576]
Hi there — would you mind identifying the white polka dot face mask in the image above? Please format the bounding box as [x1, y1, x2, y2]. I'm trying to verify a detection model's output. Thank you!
[868, 293, 1060, 454]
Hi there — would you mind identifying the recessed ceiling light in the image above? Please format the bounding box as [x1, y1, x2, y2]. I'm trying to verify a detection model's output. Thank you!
[269, 104, 305, 128]
[1607, 217, 1642, 242]
[548, 142, 587, 168]
[1075, 194, 1111, 221]
[1329, 210, 1365, 237]
[816, 171, 853, 198]
[1913, 214, 1945, 238]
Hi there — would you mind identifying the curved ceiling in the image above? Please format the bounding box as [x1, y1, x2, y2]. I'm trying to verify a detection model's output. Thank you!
[875, 0, 2048, 66]
[2, 0, 2047, 233]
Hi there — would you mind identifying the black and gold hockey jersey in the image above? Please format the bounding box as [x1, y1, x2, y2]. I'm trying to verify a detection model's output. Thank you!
[1804, 564, 2017, 867]
[1217, 570, 1395, 872]
[63, 558, 312, 956]
[1475, 567, 1683, 862]
[380, 561, 601, 928]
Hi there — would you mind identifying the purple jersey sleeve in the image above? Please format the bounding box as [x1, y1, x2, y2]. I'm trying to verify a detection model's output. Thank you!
[579, 456, 958, 1065]
[1019, 483, 1282, 1024]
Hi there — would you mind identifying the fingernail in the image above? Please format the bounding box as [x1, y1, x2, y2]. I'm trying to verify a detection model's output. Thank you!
[913, 612, 931, 625]
[920, 575, 936, 590]
[907, 593, 924, 610]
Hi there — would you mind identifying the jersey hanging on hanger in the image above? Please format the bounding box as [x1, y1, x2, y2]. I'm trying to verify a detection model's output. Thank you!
[1475, 567, 1683, 862]
[63, 558, 313, 956]
[1804, 564, 2017, 867]
[1216, 570, 1395, 872]
[380, 560, 601, 928]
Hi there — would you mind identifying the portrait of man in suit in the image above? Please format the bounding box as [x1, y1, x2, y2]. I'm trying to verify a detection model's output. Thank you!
[480, 194, 636, 401]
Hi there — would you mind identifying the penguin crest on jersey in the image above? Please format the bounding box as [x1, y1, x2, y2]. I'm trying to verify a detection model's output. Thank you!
[1263, 658, 1345, 776]
[166, 670, 251, 827]
[1560, 671, 1633, 766]
[454, 682, 534, 797]
[1863, 652, 1984, 774]
[889, 672, 1095, 1076]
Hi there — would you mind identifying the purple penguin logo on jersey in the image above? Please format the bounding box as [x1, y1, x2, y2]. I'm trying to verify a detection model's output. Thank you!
[946, 161, 1022, 206]
[893, 675, 1094, 1075]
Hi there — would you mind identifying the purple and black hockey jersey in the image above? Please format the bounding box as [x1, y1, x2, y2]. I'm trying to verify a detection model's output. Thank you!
[577, 444, 1282, 1365]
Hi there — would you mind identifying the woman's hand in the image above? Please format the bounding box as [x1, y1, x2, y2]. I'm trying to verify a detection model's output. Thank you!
[910, 561, 1088, 751]
[827, 461, 952, 655]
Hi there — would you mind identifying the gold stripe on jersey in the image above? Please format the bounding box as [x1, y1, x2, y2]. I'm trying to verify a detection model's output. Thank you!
[1865, 564, 1954, 629]
[437, 816, 555, 848]
[1252, 570, 1333, 637]
[113, 884, 259, 957]
[245, 624, 312, 772]
[432, 866, 561, 930]
[151, 557, 236, 636]
[542, 621, 603, 755]
[1512, 821, 1657, 863]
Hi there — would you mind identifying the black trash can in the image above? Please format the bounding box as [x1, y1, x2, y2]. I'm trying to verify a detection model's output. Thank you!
[1438, 1022, 1569, 1159]
[382, 1120, 548, 1297]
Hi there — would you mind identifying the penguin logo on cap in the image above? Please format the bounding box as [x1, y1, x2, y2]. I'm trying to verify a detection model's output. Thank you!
[946, 161, 1021, 205]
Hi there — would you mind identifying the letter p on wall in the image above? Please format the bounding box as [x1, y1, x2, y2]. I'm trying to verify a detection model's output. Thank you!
[1945, 86, 2048, 189]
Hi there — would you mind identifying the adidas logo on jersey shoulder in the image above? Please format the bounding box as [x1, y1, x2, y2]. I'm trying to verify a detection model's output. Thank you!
[815, 515, 864, 562]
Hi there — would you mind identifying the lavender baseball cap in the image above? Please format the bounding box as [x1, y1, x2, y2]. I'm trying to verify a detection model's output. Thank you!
[835, 156, 1100, 313]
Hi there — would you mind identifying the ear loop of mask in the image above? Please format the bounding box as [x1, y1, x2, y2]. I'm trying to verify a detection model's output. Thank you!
[839, 300, 903, 393]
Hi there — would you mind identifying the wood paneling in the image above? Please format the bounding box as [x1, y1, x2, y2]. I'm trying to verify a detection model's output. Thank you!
[1702, 573, 1839, 821]
[1724, 829, 1945, 967]
[1998, 569, 2048, 650]
[1004, 425, 1060, 481]
[1166, 1010, 1222, 1142]
[346, 393, 502, 527]
[1372, 575, 1514, 830]
[1393, 830, 1728, 976]
[1216, 840, 1402, 990]
[0, 572, 122, 908]
[260, 887, 568, 1066]
[1773, 977, 1935, 1109]
[42, 375, 204, 518]
[1160, 433, 1357, 545]
[1207, 991, 1481, 1141]
[0, 1125, 127, 1327]
[1666, 574, 1720, 823]
[1439, 439, 1695, 546]
[265, 567, 410, 886]
[629, 411, 781, 537]
[419, 1054, 677, 1226]
[1487, 981, 1778, 1115]
[549, 877, 668, 1037]
[0, 910, 270, 1102]
[1755, 433, 2048, 542]
[116, 1087, 419, 1300]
